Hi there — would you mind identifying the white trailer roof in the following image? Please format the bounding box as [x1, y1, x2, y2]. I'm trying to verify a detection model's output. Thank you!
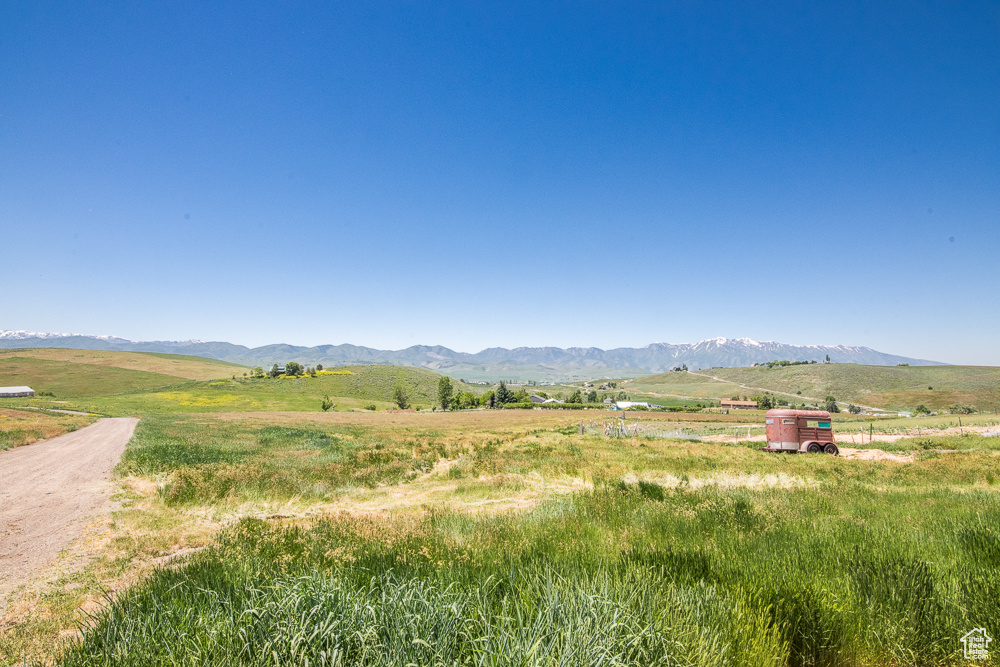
[0, 386, 34, 394]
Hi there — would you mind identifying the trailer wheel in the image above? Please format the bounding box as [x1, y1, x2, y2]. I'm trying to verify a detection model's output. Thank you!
[824, 443, 839, 456]
[807, 443, 822, 454]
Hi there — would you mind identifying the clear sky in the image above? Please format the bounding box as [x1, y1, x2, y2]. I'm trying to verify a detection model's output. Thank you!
[2, 2, 998, 364]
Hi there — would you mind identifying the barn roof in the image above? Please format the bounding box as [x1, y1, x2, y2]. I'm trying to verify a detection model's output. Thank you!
[0, 386, 34, 395]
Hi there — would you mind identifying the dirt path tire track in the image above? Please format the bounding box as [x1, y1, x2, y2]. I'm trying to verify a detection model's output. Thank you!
[0, 418, 137, 612]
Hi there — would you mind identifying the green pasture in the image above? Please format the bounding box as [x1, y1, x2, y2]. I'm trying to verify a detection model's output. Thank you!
[618, 372, 747, 400]
[55, 411, 1000, 666]
[706, 364, 1000, 412]
[0, 356, 196, 399]
[0, 358, 482, 416]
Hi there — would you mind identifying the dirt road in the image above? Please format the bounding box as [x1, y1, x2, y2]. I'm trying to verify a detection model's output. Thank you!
[0, 418, 137, 611]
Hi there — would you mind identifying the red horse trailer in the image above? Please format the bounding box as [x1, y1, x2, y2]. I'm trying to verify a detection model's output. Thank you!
[764, 409, 839, 455]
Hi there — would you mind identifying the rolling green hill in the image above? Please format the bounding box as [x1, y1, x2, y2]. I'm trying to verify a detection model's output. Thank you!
[628, 364, 1000, 412]
[21, 364, 482, 415]
[0, 356, 225, 400]
[0, 348, 245, 397]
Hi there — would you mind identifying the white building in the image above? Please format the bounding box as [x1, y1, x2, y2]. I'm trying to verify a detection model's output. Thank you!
[0, 386, 35, 398]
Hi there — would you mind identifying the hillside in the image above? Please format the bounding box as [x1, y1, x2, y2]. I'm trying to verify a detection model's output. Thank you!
[0, 349, 245, 400]
[628, 364, 1000, 412]
[33, 365, 481, 415]
[705, 364, 1000, 411]
[0, 348, 246, 399]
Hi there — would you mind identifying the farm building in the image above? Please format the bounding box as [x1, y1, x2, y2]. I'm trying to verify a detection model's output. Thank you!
[721, 400, 758, 410]
[0, 386, 35, 398]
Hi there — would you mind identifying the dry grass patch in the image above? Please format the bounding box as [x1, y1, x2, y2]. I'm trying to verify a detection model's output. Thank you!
[0, 408, 96, 450]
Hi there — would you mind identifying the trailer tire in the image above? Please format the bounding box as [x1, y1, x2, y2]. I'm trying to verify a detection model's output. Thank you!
[807, 443, 822, 454]
[824, 443, 839, 456]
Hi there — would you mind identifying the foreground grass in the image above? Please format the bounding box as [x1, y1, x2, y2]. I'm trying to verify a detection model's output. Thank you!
[62, 479, 1000, 666]
[6, 409, 1000, 665]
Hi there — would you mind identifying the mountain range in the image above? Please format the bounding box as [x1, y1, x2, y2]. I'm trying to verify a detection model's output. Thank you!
[0, 330, 945, 382]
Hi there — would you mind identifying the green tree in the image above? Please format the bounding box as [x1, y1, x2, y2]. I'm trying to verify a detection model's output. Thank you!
[567, 389, 583, 404]
[285, 361, 303, 377]
[316, 364, 323, 371]
[586, 390, 598, 403]
[949, 403, 975, 414]
[320, 395, 335, 412]
[268, 364, 280, 378]
[915, 404, 931, 415]
[494, 381, 513, 406]
[480, 390, 495, 408]
[754, 393, 775, 410]
[438, 376, 454, 411]
[392, 385, 411, 410]
[452, 391, 478, 410]
[250, 366, 265, 379]
[824, 396, 841, 413]
[848, 404, 862, 414]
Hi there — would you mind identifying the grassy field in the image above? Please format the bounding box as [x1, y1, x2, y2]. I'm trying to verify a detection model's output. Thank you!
[0, 408, 97, 451]
[1, 360, 481, 415]
[0, 349, 246, 400]
[5, 408, 1000, 665]
[4, 351, 1000, 665]
[705, 364, 1000, 412]
[620, 372, 753, 400]
[618, 364, 1000, 413]
[0, 348, 245, 380]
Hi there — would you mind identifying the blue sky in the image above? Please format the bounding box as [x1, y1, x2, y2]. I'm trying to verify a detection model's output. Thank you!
[2, 2, 998, 364]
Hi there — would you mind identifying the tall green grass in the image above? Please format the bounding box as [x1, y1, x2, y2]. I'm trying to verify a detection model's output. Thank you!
[117, 418, 441, 503]
[62, 481, 1000, 666]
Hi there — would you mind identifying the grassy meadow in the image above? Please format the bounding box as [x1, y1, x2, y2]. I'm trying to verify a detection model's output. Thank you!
[705, 364, 1000, 412]
[2, 363, 481, 416]
[622, 364, 1000, 413]
[4, 349, 1000, 666]
[0, 348, 244, 399]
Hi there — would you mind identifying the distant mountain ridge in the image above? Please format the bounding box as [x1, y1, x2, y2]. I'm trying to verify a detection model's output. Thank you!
[0, 330, 945, 382]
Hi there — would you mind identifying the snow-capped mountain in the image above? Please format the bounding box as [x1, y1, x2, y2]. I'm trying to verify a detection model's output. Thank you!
[0, 330, 944, 381]
[0, 330, 135, 343]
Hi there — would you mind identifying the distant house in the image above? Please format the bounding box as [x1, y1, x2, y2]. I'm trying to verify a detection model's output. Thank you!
[721, 400, 757, 410]
[0, 386, 35, 398]
[529, 395, 546, 403]
[543, 398, 564, 404]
